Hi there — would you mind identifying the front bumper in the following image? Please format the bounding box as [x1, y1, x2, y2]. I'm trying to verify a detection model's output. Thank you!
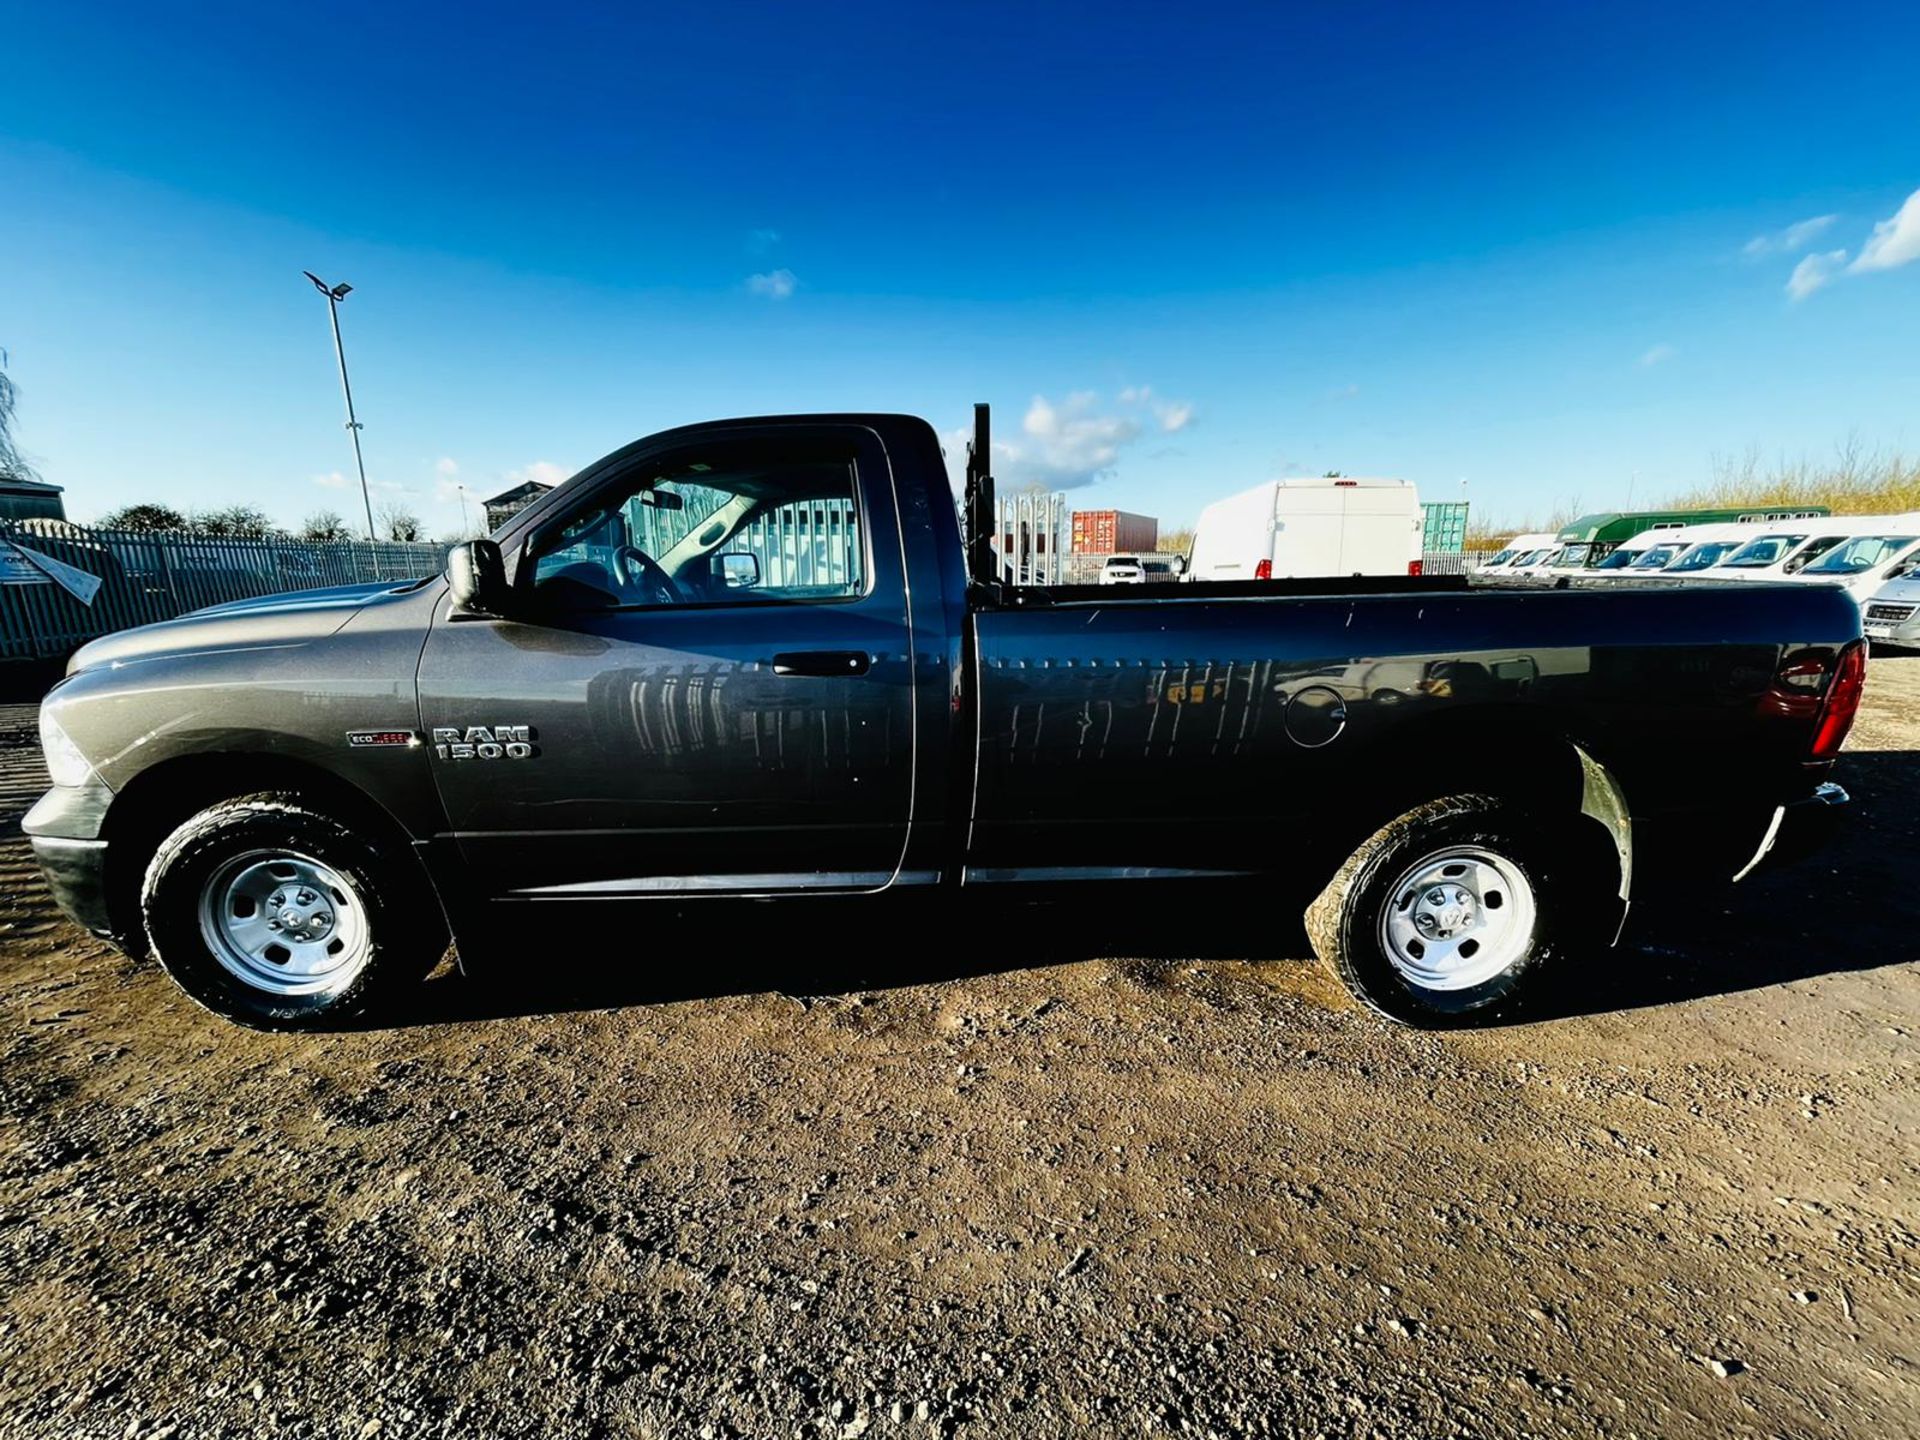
[27, 834, 115, 934]
[22, 781, 119, 937]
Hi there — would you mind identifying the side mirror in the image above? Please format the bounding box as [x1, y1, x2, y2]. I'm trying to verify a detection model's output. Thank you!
[448, 539, 509, 615]
[712, 552, 760, 589]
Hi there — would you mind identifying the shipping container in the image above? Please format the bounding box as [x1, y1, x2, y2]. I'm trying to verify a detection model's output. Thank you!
[1071, 509, 1159, 555]
[1421, 500, 1470, 553]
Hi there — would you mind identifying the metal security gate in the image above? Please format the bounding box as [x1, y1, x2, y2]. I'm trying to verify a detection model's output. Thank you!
[0, 521, 450, 662]
[994, 493, 1068, 585]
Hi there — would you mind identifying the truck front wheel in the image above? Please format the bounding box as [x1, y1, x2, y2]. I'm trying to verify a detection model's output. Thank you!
[1305, 795, 1583, 1026]
[140, 793, 447, 1030]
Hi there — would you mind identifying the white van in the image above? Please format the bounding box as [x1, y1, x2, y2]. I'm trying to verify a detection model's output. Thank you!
[1657, 523, 1774, 576]
[1475, 532, 1559, 574]
[1187, 477, 1423, 582]
[1595, 522, 1767, 578]
[1699, 519, 1878, 583]
[1788, 521, 1920, 603]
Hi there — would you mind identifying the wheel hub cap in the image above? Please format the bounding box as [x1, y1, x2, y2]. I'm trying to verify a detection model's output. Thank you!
[1413, 885, 1477, 938]
[1377, 847, 1538, 992]
[197, 850, 370, 998]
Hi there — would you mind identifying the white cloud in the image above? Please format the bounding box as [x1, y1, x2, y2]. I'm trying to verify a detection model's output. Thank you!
[505, 460, 569, 489]
[1786, 249, 1848, 301]
[987, 393, 1143, 490]
[747, 268, 797, 300]
[1638, 343, 1676, 368]
[311, 470, 348, 489]
[435, 456, 459, 477]
[1116, 383, 1195, 433]
[1326, 382, 1361, 399]
[1743, 213, 1839, 257]
[1849, 185, 1920, 275]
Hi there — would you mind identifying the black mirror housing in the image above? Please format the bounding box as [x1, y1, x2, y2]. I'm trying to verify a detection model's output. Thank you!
[448, 539, 509, 615]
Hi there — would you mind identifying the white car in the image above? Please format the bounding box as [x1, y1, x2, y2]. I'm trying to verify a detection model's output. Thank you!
[1863, 559, 1920, 647]
[1097, 554, 1179, 585]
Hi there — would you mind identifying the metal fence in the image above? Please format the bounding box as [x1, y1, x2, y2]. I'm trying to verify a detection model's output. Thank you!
[0, 520, 451, 662]
[994, 493, 1070, 585]
[1420, 550, 1496, 576]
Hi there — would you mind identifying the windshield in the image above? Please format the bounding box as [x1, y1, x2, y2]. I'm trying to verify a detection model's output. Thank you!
[1594, 547, 1645, 570]
[1802, 535, 1919, 575]
[1720, 533, 1807, 567]
[1629, 543, 1685, 569]
[1483, 548, 1518, 566]
[1553, 543, 1592, 568]
[1667, 540, 1740, 572]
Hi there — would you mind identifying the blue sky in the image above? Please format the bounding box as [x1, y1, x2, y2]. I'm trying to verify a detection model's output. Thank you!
[2, 0, 1917, 536]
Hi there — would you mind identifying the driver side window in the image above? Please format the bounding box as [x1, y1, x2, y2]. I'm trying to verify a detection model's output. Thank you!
[528, 448, 867, 611]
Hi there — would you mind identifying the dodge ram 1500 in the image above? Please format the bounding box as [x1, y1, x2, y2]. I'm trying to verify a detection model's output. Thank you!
[25, 408, 1863, 1029]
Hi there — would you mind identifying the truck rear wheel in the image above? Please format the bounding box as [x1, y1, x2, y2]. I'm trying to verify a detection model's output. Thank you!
[140, 793, 447, 1030]
[1305, 794, 1578, 1026]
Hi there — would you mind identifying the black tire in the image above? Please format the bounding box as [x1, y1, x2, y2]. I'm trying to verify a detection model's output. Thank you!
[1304, 794, 1592, 1027]
[140, 792, 448, 1030]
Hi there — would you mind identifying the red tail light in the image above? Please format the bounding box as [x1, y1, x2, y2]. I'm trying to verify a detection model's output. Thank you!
[1811, 641, 1867, 759]
[1763, 643, 1866, 759]
[1407, 559, 1423, 576]
[1254, 558, 1272, 580]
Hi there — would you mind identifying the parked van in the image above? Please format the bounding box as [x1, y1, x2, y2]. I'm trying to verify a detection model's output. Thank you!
[1789, 522, 1920, 603]
[1549, 505, 1829, 571]
[1187, 477, 1423, 581]
[1505, 545, 1565, 577]
[1704, 516, 1899, 584]
[1475, 532, 1558, 573]
[1659, 524, 1773, 576]
[1593, 522, 1772, 577]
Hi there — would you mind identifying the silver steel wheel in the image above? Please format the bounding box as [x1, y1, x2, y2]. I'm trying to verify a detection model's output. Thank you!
[196, 849, 371, 998]
[1377, 846, 1537, 992]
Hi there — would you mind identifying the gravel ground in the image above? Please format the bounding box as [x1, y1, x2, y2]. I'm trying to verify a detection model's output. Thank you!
[1, 657, 1916, 1440]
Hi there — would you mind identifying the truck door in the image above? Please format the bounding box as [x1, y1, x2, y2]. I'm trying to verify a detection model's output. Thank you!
[416, 424, 916, 900]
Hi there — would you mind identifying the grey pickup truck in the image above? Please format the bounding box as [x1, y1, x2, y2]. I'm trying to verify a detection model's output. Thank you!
[26, 408, 1863, 1030]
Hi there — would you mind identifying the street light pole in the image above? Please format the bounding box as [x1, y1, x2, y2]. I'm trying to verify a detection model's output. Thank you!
[303, 271, 376, 541]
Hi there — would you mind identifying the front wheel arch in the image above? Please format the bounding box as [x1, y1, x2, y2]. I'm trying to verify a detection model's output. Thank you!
[100, 753, 448, 956]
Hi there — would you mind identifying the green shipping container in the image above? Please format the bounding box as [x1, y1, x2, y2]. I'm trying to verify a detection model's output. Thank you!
[1421, 501, 1469, 553]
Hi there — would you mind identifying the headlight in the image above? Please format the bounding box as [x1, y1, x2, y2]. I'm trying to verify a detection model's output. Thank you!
[39, 709, 96, 788]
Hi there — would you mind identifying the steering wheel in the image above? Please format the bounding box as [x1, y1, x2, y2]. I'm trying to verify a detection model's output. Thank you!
[614, 546, 682, 606]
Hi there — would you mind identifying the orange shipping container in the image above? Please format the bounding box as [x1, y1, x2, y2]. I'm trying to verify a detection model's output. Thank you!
[1071, 509, 1158, 554]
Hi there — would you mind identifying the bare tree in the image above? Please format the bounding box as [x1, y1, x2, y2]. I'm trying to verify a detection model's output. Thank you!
[0, 348, 39, 481]
[378, 501, 426, 542]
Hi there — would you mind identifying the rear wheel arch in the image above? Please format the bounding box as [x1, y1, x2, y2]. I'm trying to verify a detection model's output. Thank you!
[1334, 710, 1632, 911]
